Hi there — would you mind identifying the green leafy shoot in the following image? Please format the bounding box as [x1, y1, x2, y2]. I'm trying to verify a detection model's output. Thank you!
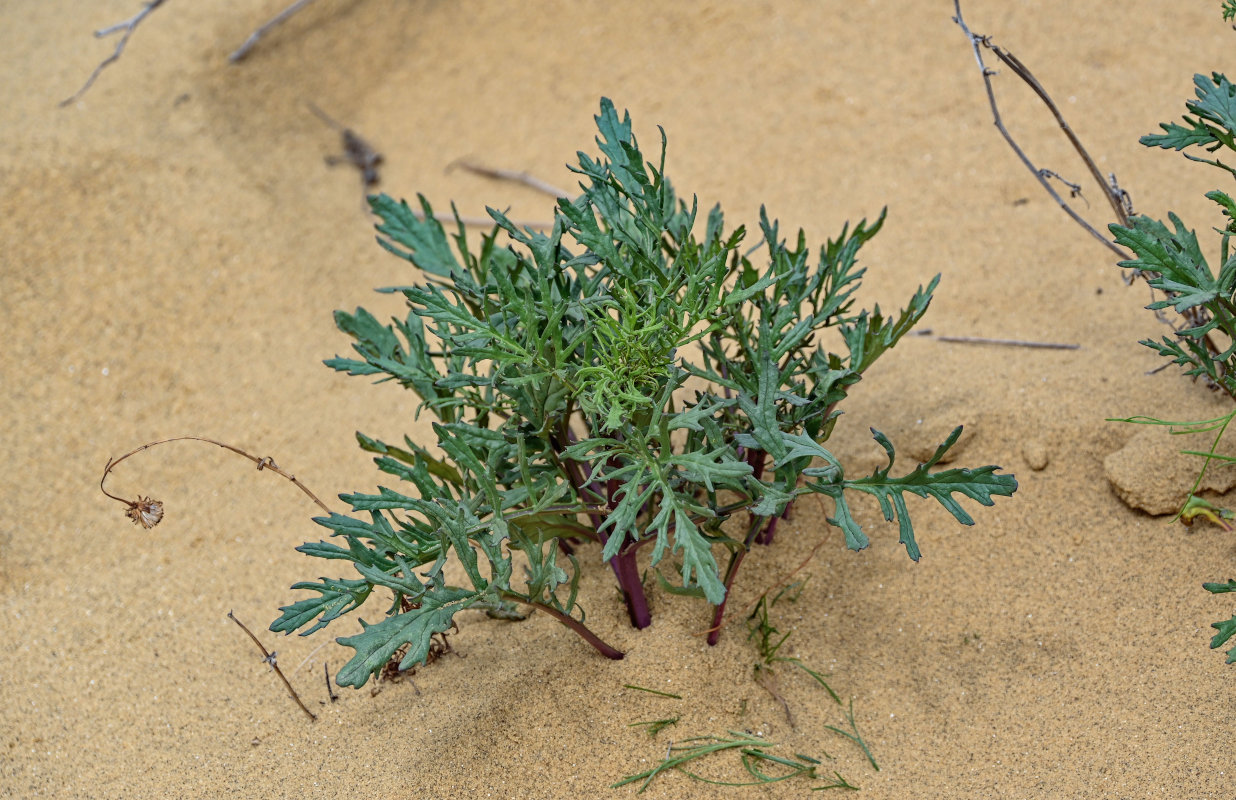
[748, 581, 841, 704]
[1141, 73, 1236, 179]
[279, 98, 1016, 688]
[746, 582, 878, 770]
[1205, 579, 1236, 663]
[823, 697, 879, 773]
[612, 731, 843, 793]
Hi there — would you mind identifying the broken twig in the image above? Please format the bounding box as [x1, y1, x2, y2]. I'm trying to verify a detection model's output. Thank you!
[230, 0, 320, 63]
[953, 0, 1224, 368]
[324, 662, 338, 702]
[61, 0, 168, 107]
[951, 0, 1131, 259]
[228, 611, 317, 721]
[449, 160, 571, 199]
[100, 436, 333, 529]
[935, 335, 1080, 350]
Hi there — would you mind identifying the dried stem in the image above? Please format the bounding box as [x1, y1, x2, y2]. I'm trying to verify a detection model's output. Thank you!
[229, 0, 320, 63]
[324, 662, 338, 702]
[953, 0, 1224, 366]
[449, 160, 572, 199]
[228, 611, 317, 721]
[935, 335, 1080, 350]
[952, 0, 1131, 259]
[60, 0, 168, 107]
[100, 436, 333, 528]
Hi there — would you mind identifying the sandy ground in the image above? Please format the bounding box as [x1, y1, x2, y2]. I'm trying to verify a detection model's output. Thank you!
[4, 1, 1236, 797]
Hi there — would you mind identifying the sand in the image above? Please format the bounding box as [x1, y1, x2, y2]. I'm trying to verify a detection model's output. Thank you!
[4, 1, 1236, 797]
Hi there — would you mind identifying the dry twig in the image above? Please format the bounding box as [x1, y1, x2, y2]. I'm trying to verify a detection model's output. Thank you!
[228, 611, 317, 721]
[951, 0, 1131, 259]
[449, 160, 571, 199]
[324, 662, 338, 702]
[60, 0, 168, 107]
[935, 335, 1080, 350]
[99, 436, 333, 528]
[952, 0, 1224, 366]
[229, 0, 321, 62]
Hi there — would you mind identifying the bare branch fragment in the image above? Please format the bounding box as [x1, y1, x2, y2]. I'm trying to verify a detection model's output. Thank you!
[60, 0, 168, 107]
[951, 0, 1131, 259]
[229, 0, 321, 63]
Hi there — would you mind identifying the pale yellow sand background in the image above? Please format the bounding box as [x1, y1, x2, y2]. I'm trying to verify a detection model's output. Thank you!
[4, 1, 1236, 797]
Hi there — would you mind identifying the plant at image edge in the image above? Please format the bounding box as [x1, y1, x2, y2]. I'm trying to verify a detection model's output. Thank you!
[275, 99, 1018, 688]
[1102, 65, 1236, 663]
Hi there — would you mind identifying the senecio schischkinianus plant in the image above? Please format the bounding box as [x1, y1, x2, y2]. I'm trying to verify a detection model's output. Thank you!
[1108, 61, 1236, 663]
[274, 99, 1018, 688]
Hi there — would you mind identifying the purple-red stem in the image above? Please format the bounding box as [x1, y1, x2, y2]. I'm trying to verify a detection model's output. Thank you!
[552, 426, 652, 629]
[608, 543, 651, 628]
[523, 598, 624, 659]
[604, 463, 651, 628]
[706, 514, 765, 646]
[746, 447, 779, 546]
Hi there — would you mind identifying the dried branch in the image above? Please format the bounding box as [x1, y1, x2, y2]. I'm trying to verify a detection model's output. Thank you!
[449, 160, 572, 199]
[100, 435, 334, 528]
[60, 0, 168, 107]
[952, 0, 1224, 364]
[229, 0, 320, 63]
[935, 335, 1080, 350]
[424, 210, 557, 230]
[228, 611, 317, 721]
[952, 0, 1131, 259]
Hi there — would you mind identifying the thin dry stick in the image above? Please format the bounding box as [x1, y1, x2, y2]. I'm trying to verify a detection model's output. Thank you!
[293, 638, 332, 675]
[935, 335, 1080, 350]
[952, 0, 1224, 364]
[324, 662, 338, 702]
[228, 611, 317, 721]
[951, 0, 1131, 259]
[229, 0, 320, 62]
[449, 160, 572, 199]
[431, 211, 556, 230]
[100, 436, 333, 529]
[741, 520, 829, 621]
[61, 0, 168, 107]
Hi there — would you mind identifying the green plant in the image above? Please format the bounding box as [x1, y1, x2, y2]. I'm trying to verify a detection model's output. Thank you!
[746, 580, 878, 770]
[273, 98, 1017, 688]
[1103, 62, 1236, 663]
[612, 731, 856, 793]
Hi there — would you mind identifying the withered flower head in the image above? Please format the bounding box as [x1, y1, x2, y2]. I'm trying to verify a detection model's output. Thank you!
[125, 496, 164, 529]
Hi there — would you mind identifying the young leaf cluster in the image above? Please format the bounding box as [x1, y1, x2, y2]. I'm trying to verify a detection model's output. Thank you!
[274, 98, 1016, 688]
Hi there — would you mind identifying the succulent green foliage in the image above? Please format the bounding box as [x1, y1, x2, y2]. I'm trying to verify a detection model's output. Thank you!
[276, 98, 1016, 687]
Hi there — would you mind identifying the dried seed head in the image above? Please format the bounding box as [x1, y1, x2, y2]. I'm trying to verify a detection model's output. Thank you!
[125, 496, 164, 529]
